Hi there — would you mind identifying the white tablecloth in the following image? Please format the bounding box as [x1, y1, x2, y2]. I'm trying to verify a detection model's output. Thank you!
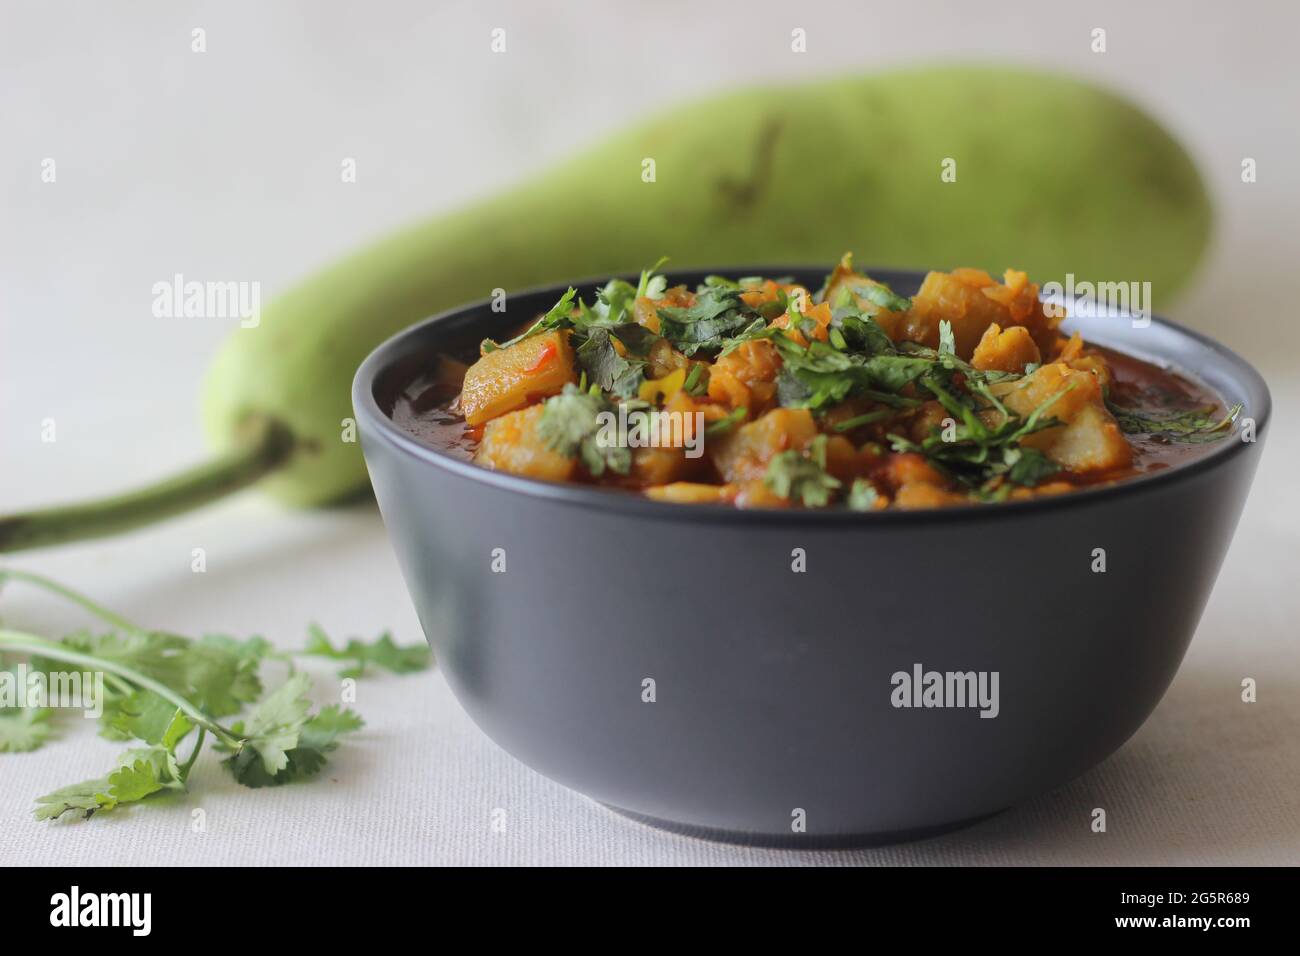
[3, 0, 1297, 865]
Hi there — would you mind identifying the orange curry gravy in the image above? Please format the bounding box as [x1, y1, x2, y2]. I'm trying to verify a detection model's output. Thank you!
[1092, 346, 1228, 485]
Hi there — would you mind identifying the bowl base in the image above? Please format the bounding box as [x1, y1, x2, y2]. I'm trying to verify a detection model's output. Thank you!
[600, 803, 1006, 849]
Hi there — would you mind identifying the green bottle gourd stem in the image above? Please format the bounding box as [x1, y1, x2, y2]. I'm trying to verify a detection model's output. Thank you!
[0, 418, 294, 554]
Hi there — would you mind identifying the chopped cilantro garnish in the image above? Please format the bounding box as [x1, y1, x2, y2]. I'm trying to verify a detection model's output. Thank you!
[764, 435, 841, 506]
[576, 327, 645, 399]
[704, 407, 747, 437]
[846, 282, 912, 314]
[1106, 400, 1242, 443]
[483, 286, 578, 353]
[847, 479, 880, 511]
[536, 384, 633, 477]
[831, 410, 891, 432]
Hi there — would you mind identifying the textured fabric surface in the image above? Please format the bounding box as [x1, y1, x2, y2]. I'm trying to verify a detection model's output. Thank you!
[3, 0, 1297, 865]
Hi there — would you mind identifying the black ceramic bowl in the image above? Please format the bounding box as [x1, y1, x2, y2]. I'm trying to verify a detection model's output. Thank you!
[353, 268, 1269, 846]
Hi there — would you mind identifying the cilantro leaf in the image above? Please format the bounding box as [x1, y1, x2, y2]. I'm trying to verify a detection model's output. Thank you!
[53, 630, 187, 687]
[656, 286, 741, 325]
[34, 740, 188, 821]
[634, 256, 669, 301]
[34, 776, 114, 821]
[0, 705, 52, 752]
[608, 322, 662, 357]
[764, 437, 842, 507]
[222, 704, 363, 789]
[830, 309, 894, 355]
[104, 758, 167, 804]
[704, 407, 748, 437]
[718, 317, 780, 356]
[847, 479, 880, 511]
[2, 571, 431, 823]
[1106, 400, 1242, 443]
[536, 384, 633, 477]
[656, 286, 750, 356]
[482, 286, 578, 352]
[775, 337, 930, 410]
[303, 626, 432, 678]
[1004, 446, 1060, 487]
[224, 672, 313, 780]
[938, 319, 957, 357]
[856, 283, 912, 313]
[576, 327, 646, 399]
[179, 638, 264, 717]
[102, 690, 178, 744]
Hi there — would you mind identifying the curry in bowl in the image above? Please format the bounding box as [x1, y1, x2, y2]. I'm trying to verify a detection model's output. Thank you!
[393, 255, 1238, 510]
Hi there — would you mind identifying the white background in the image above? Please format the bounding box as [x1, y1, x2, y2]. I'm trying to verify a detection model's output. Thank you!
[2, 0, 1297, 865]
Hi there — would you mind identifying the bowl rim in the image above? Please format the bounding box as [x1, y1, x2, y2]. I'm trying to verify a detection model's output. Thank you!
[352, 266, 1272, 527]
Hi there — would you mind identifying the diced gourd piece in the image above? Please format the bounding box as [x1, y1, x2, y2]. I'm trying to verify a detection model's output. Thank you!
[894, 482, 969, 509]
[906, 400, 949, 443]
[821, 253, 908, 339]
[1051, 331, 1115, 390]
[971, 323, 1041, 373]
[629, 391, 708, 485]
[739, 279, 785, 311]
[821, 435, 860, 483]
[632, 447, 693, 486]
[1054, 330, 1085, 362]
[1009, 480, 1075, 500]
[900, 268, 1060, 358]
[709, 408, 818, 483]
[873, 451, 966, 509]
[473, 404, 576, 482]
[1028, 403, 1132, 472]
[633, 297, 661, 333]
[633, 286, 694, 334]
[995, 362, 1132, 472]
[1064, 352, 1114, 392]
[646, 338, 689, 379]
[460, 330, 576, 426]
[707, 339, 781, 414]
[645, 482, 738, 504]
[734, 480, 793, 509]
[994, 361, 1098, 420]
[878, 452, 948, 492]
[771, 299, 832, 344]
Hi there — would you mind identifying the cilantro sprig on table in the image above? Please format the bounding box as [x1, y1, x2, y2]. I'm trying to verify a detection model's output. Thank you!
[0, 569, 431, 820]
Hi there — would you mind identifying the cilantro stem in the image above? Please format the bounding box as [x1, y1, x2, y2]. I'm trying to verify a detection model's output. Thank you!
[178, 727, 207, 781]
[831, 410, 890, 432]
[0, 629, 245, 748]
[0, 417, 294, 554]
[0, 568, 139, 631]
[104, 673, 135, 697]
